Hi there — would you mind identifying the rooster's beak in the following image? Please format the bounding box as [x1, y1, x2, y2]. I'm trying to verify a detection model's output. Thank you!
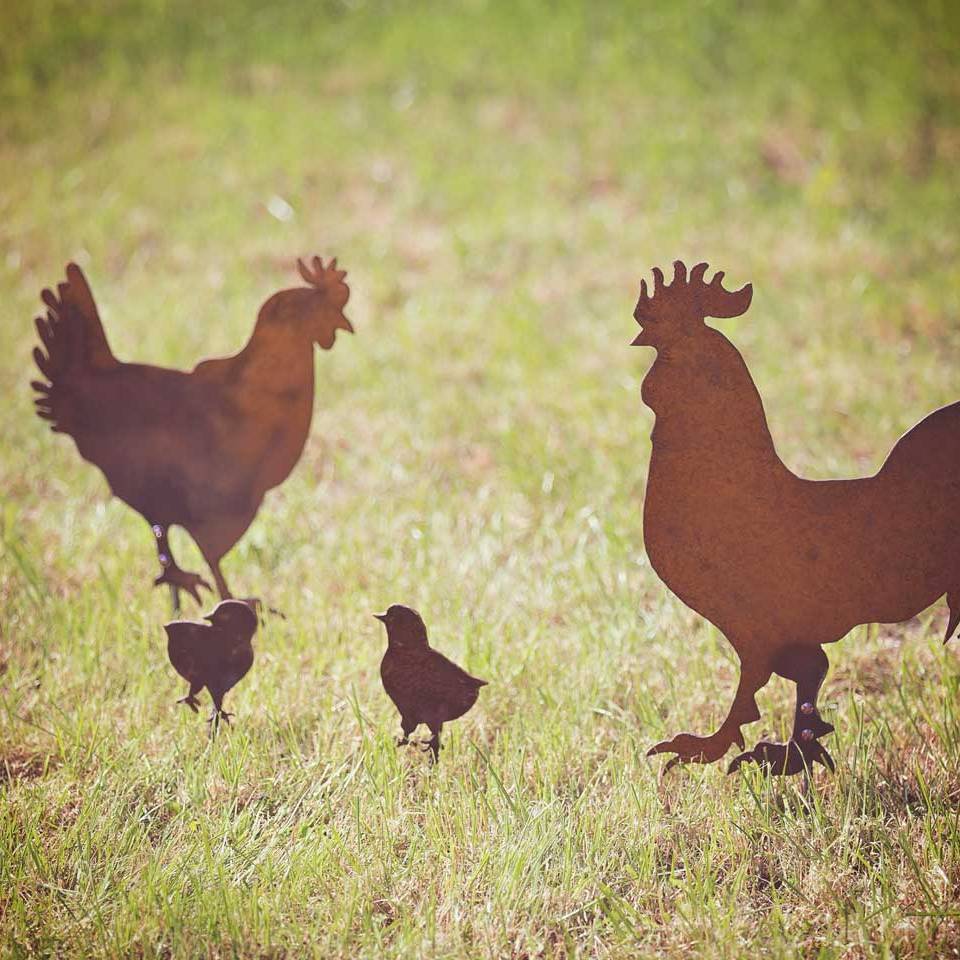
[338, 315, 355, 334]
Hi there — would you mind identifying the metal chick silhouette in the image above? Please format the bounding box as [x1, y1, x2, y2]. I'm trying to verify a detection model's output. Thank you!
[164, 598, 258, 735]
[31, 256, 353, 612]
[374, 605, 488, 762]
[634, 261, 960, 776]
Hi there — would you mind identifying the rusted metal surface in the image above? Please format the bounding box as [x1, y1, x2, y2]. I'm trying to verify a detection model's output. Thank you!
[32, 257, 353, 612]
[375, 605, 488, 762]
[164, 598, 258, 734]
[636, 261, 960, 776]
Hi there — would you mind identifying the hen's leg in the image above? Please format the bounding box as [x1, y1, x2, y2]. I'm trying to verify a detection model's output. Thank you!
[648, 661, 771, 772]
[150, 523, 212, 611]
[206, 557, 232, 600]
[200, 548, 283, 620]
[729, 645, 834, 776]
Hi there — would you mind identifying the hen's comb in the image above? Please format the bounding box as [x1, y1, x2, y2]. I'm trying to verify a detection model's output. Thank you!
[297, 255, 348, 287]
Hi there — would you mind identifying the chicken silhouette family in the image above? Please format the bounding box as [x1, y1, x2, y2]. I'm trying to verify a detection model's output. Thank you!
[31, 257, 958, 773]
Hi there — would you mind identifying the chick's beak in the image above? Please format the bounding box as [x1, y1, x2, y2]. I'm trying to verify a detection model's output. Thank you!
[373, 612, 387, 623]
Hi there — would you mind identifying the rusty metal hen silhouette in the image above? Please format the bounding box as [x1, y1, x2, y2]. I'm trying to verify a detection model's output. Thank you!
[634, 261, 960, 776]
[31, 257, 352, 611]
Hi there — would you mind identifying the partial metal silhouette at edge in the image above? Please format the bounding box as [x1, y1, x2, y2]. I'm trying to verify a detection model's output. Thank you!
[164, 598, 258, 737]
[31, 256, 353, 613]
[375, 604, 488, 762]
[633, 261, 960, 776]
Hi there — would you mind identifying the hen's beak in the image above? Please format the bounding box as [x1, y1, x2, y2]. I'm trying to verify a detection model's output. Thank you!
[373, 612, 387, 623]
[631, 328, 651, 346]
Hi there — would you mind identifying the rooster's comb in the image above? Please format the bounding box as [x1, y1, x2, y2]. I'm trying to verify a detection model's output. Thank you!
[634, 260, 752, 324]
[297, 255, 348, 287]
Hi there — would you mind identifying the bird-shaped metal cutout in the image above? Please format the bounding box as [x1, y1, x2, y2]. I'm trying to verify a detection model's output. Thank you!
[164, 598, 258, 735]
[633, 261, 960, 776]
[374, 605, 488, 762]
[31, 257, 353, 613]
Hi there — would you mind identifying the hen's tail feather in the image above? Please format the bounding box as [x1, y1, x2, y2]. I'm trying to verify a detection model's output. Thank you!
[945, 592, 959, 645]
[31, 263, 118, 435]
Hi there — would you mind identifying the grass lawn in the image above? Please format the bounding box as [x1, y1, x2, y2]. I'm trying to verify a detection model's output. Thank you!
[2, 1, 960, 956]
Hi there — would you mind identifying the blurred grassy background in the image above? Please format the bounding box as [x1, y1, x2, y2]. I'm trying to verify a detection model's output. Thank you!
[2, 1, 960, 957]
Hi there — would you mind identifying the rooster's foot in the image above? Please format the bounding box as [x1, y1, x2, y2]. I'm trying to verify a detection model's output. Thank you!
[647, 730, 741, 774]
[728, 736, 835, 776]
[177, 695, 201, 714]
[154, 567, 212, 605]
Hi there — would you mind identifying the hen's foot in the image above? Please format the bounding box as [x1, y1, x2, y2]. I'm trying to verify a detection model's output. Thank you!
[728, 736, 835, 776]
[647, 730, 742, 774]
[154, 566, 212, 605]
[177, 695, 200, 713]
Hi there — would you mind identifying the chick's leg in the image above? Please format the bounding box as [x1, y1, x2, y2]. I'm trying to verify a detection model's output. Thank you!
[177, 681, 203, 713]
[206, 690, 234, 740]
[396, 716, 417, 747]
[649, 661, 771, 773]
[150, 523, 212, 612]
[729, 646, 834, 776]
[420, 721, 443, 763]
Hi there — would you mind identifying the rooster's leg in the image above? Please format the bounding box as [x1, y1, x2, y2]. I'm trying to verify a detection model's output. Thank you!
[648, 661, 771, 772]
[150, 523, 212, 610]
[729, 645, 835, 776]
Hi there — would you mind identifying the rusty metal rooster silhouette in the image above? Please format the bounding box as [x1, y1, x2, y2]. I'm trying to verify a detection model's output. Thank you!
[635, 261, 960, 776]
[32, 256, 353, 612]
